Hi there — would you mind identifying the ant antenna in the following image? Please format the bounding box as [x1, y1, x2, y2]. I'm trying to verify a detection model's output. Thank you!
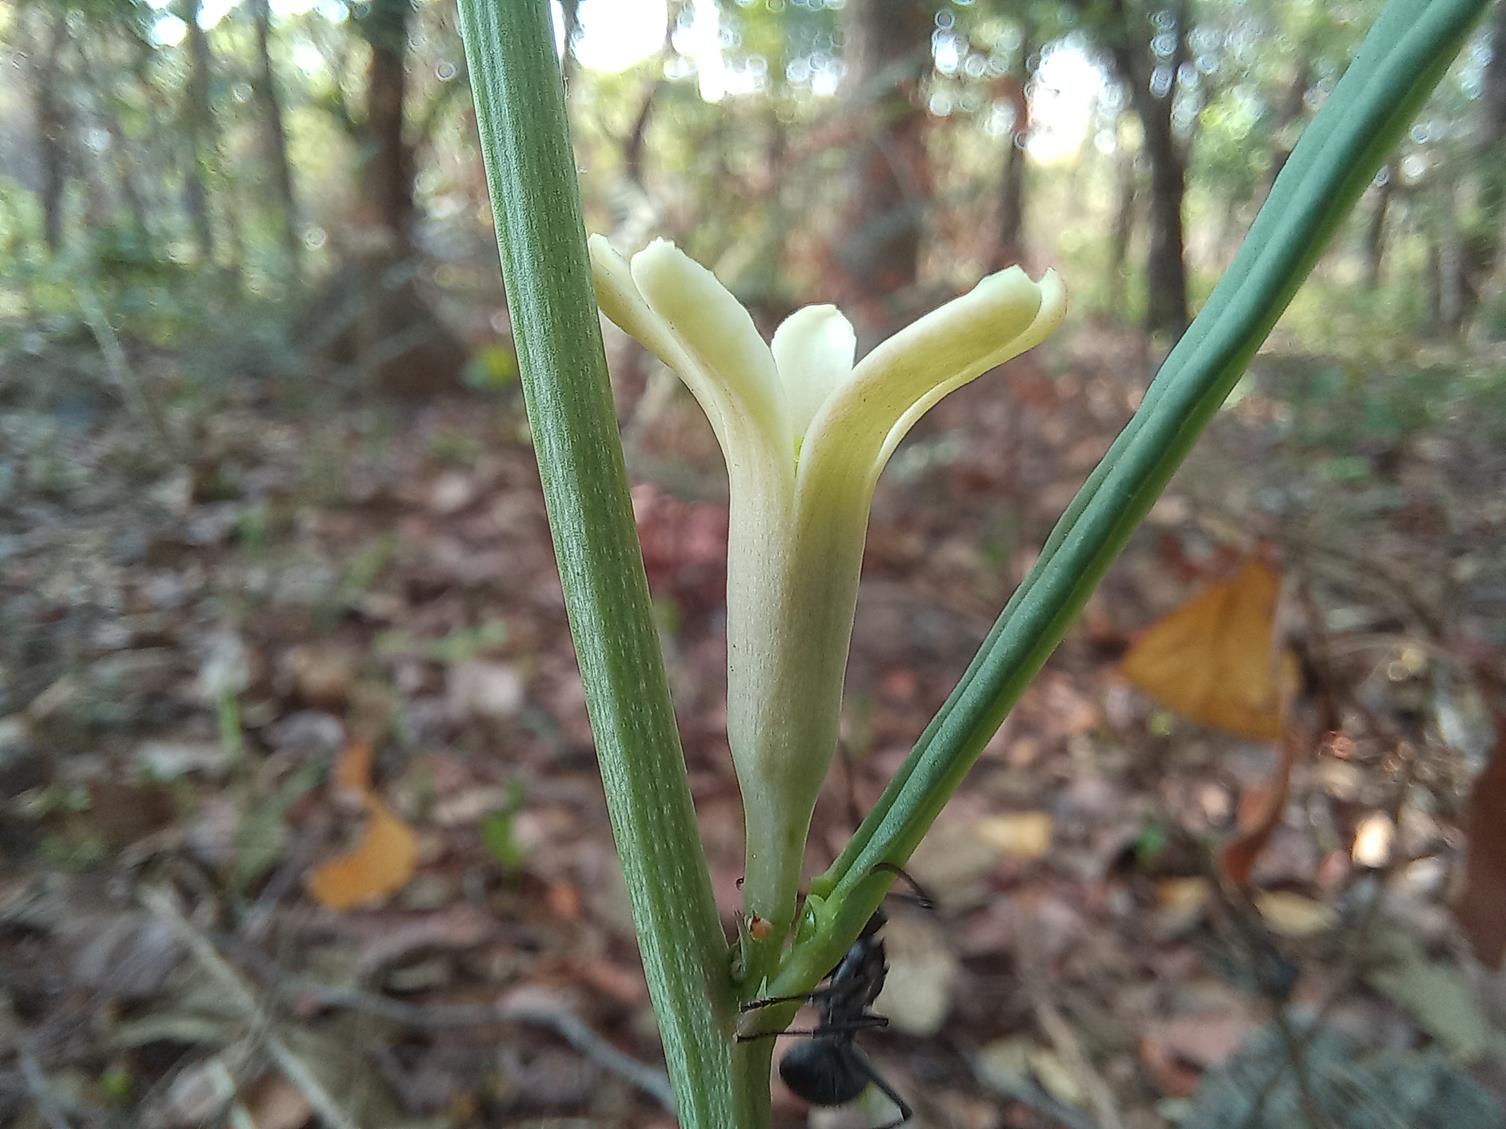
[871, 862, 935, 911]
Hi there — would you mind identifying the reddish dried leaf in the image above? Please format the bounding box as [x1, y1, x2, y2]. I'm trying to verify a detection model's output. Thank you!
[1146, 1012, 1252, 1069]
[331, 739, 374, 803]
[1138, 1034, 1202, 1097]
[1456, 726, 1506, 967]
[544, 879, 584, 922]
[1219, 728, 1299, 884]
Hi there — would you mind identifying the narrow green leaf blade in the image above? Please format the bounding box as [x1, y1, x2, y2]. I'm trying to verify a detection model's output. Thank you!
[792, 0, 1488, 1000]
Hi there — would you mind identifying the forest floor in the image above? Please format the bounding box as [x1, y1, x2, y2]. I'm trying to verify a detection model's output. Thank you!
[2, 315, 1505, 1129]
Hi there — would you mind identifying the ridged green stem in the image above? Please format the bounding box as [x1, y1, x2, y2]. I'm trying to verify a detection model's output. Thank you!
[455, 3, 764, 1123]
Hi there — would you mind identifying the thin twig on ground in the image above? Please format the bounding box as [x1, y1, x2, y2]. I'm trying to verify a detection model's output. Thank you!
[962, 1048, 1102, 1129]
[75, 282, 179, 457]
[17, 1036, 72, 1129]
[1016, 909, 1126, 1129]
[1229, 743, 1420, 1129]
[139, 886, 362, 1129]
[218, 929, 678, 1112]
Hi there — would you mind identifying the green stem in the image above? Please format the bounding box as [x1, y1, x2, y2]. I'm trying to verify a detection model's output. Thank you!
[783, 0, 1488, 1005]
[456, 3, 763, 1123]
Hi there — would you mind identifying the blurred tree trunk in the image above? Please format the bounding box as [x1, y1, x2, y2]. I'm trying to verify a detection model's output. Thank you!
[624, 76, 661, 191]
[1264, 47, 1312, 190]
[360, 0, 414, 252]
[98, 104, 149, 239]
[1108, 142, 1140, 296]
[833, 0, 937, 337]
[1427, 232, 1442, 326]
[250, 0, 302, 283]
[1365, 163, 1395, 290]
[39, 16, 70, 255]
[1433, 182, 1465, 334]
[1087, 0, 1191, 337]
[72, 34, 148, 239]
[305, 0, 465, 396]
[126, 21, 173, 229]
[609, 0, 679, 222]
[1461, 0, 1506, 330]
[28, 9, 70, 256]
[996, 26, 1033, 265]
[179, 0, 217, 266]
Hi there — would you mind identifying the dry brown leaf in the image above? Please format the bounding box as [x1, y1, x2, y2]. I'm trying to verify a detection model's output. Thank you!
[331, 739, 373, 803]
[1138, 1033, 1203, 1098]
[244, 1074, 313, 1129]
[306, 799, 418, 910]
[1156, 877, 1211, 915]
[1136, 560, 1313, 886]
[1025, 1045, 1085, 1108]
[1120, 558, 1298, 741]
[1146, 1013, 1251, 1069]
[1456, 718, 1506, 967]
[544, 879, 584, 921]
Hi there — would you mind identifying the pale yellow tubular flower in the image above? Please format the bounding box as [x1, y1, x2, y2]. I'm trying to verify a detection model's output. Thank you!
[588, 235, 1065, 971]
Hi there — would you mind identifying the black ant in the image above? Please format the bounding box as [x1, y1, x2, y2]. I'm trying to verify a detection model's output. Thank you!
[737, 865, 932, 1128]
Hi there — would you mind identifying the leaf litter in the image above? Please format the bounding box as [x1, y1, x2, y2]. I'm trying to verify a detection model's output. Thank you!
[1, 334, 1504, 1126]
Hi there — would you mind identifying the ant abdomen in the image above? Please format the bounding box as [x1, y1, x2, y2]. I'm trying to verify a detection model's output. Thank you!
[779, 1038, 872, 1106]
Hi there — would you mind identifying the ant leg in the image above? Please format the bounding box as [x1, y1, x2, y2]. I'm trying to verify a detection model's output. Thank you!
[872, 862, 936, 910]
[814, 1014, 889, 1036]
[852, 1049, 913, 1128]
[735, 1026, 829, 1043]
[739, 986, 838, 1012]
[735, 1015, 888, 1044]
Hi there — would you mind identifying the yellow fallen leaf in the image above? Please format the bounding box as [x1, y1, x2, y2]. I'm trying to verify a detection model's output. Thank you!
[1254, 891, 1337, 938]
[1026, 1045, 1085, 1109]
[1156, 876, 1211, 916]
[974, 811, 1054, 860]
[307, 799, 418, 910]
[1120, 558, 1299, 741]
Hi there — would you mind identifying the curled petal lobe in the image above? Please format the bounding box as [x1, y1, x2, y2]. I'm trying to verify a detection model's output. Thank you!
[588, 236, 789, 472]
[801, 266, 1066, 486]
[588, 234, 731, 438]
[770, 305, 857, 455]
[877, 268, 1067, 469]
[628, 239, 789, 455]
